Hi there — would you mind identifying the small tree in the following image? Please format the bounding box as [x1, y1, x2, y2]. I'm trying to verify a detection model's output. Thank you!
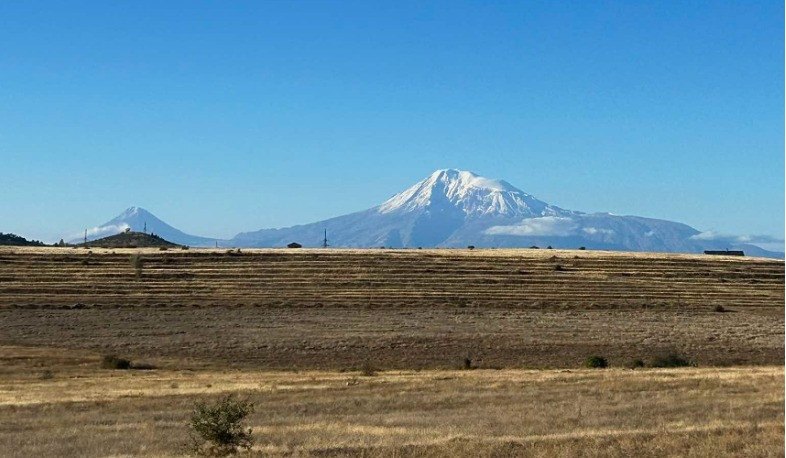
[188, 395, 254, 456]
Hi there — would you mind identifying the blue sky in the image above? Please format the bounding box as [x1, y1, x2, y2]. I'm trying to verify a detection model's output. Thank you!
[0, 1, 782, 244]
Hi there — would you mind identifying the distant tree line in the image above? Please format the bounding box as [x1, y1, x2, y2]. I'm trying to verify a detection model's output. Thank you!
[0, 232, 47, 246]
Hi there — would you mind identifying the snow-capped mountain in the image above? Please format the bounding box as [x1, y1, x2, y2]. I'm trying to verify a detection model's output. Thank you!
[378, 169, 569, 218]
[69, 206, 220, 247]
[231, 169, 782, 257]
[71, 170, 782, 257]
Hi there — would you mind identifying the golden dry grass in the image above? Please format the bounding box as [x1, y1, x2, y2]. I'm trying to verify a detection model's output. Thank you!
[0, 346, 782, 457]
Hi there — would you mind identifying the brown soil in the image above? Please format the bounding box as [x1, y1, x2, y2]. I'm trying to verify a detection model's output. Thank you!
[0, 306, 781, 370]
[0, 247, 782, 309]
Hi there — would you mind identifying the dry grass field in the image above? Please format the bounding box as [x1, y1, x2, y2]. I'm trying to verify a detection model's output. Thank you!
[0, 346, 782, 457]
[0, 246, 782, 309]
[0, 247, 782, 456]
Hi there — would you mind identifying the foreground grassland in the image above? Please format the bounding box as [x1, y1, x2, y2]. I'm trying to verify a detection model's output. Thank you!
[0, 248, 782, 456]
[0, 347, 782, 457]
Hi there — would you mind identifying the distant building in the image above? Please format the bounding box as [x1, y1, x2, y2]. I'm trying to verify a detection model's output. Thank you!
[704, 250, 744, 256]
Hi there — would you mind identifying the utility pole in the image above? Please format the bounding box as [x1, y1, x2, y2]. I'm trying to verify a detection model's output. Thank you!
[322, 229, 329, 248]
[84, 229, 87, 245]
[143, 222, 147, 234]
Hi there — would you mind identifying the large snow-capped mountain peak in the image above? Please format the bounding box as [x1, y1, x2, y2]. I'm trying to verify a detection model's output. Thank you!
[69, 170, 783, 257]
[377, 168, 567, 218]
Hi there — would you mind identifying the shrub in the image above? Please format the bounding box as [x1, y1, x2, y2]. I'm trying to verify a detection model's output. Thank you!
[579, 246, 586, 250]
[181, 245, 190, 250]
[554, 264, 565, 271]
[360, 360, 376, 377]
[159, 246, 168, 251]
[462, 358, 473, 370]
[287, 242, 302, 248]
[713, 304, 728, 313]
[628, 359, 645, 369]
[547, 245, 553, 249]
[650, 353, 693, 368]
[188, 394, 254, 456]
[584, 356, 608, 368]
[529, 245, 539, 249]
[467, 245, 475, 250]
[101, 354, 131, 370]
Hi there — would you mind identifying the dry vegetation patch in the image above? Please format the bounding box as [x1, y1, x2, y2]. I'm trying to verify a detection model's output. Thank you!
[0, 248, 782, 456]
[0, 347, 781, 457]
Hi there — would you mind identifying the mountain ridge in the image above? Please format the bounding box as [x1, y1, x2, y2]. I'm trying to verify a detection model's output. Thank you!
[68, 169, 783, 258]
[70, 206, 219, 247]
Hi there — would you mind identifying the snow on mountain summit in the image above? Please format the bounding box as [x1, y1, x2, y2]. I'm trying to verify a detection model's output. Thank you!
[377, 169, 567, 218]
[71, 170, 782, 257]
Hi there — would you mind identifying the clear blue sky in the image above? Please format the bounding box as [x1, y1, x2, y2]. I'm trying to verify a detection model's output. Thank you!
[0, 1, 782, 243]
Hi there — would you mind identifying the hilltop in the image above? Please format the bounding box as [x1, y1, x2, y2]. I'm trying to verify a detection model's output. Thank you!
[80, 231, 181, 248]
[70, 207, 217, 247]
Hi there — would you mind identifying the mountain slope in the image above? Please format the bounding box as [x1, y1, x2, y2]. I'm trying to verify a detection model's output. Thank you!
[231, 169, 783, 257]
[233, 169, 571, 248]
[70, 207, 219, 247]
[80, 231, 181, 248]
